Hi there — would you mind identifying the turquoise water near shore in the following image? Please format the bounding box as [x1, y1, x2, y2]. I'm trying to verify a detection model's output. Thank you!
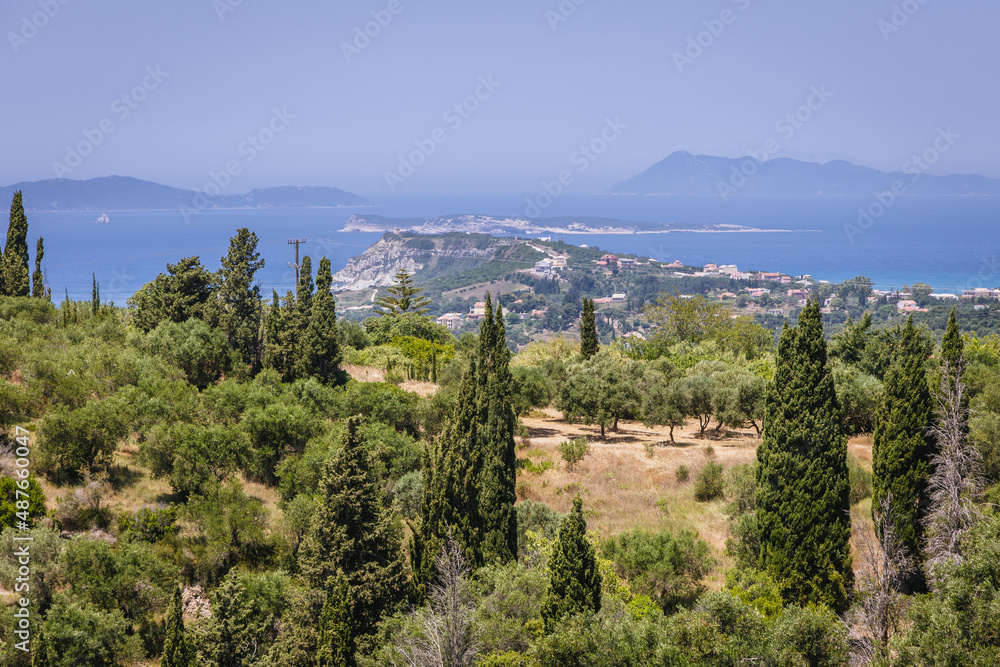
[27, 194, 1000, 301]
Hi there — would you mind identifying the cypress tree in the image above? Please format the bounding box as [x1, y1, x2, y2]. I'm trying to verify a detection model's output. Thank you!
[298, 416, 407, 639]
[91, 274, 100, 316]
[31, 618, 49, 667]
[316, 571, 356, 667]
[217, 227, 265, 372]
[416, 358, 482, 593]
[540, 495, 601, 632]
[162, 587, 191, 667]
[941, 308, 966, 411]
[872, 315, 935, 589]
[264, 290, 296, 381]
[479, 301, 518, 565]
[4, 192, 30, 297]
[755, 300, 852, 612]
[301, 257, 341, 383]
[580, 297, 598, 359]
[31, 237, 46, 299]
[293, 255, 315, 378]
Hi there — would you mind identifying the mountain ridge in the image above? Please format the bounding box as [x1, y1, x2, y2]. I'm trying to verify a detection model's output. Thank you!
[0, 175, 370, 211]
[609, 150, 1000, 196]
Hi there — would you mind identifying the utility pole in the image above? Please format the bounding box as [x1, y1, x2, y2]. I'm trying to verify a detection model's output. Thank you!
[287, 238, 307, 284]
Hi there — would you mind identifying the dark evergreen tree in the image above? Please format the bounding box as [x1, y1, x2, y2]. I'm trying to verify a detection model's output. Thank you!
[580, 297, 598, 359]
[301, 257, 341, 383]
[129, 256, 216, 331]
[755, 300, 852, 613]
[298, 416, 407, 639]
[4, 192, 30, 297]
[873, 315, 935, 589]
[263, 290, 296, 381]
[293, 255, 315, 378]
[416, 294, 519, 593]
[316, 571, 356, 667]
[91, 274, 100, 317]
[374, 269, 432, 316]
[162, 587, 191, 667]
[32, 237, 46, 299]
[941, 307, 966, 412]
[540, 495, 601, 632]
[415, 358, 482, 595]
[478, 301, 518, 565]
[217, 227, 265, 372]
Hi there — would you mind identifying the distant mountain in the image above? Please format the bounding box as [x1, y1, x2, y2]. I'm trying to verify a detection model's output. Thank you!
[609, 151, 1000, 196]
[341, 213, 771, 234]
[0, 176, 370, 211]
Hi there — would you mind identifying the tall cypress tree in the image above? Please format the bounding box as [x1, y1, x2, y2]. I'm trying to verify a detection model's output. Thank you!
[873, 315, 935, 589]
[316, 571, 356, 667]
[479, 301, 518, 565]
[263, 290, 296, 381]
[162, 587, 191, 667]
[416, 293, 519, 592]
[31, 237, 46, 299]
[755, 299, 852, 612]
[416, 358, 482, 593]
[4, 192, 30, 297]
[941, 308, 966, 408]
[540, 495, 601, 632]
[91, 274, 100, 316]
[580, 297, 598, 359]
[218, 227, 265, 372]
[293, 255, 315, 378]
[301, 257, 341, 383]
[298, 416, 407, 639]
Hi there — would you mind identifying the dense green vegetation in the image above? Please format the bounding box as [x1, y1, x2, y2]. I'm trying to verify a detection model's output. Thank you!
[2, 198, 1000, 664]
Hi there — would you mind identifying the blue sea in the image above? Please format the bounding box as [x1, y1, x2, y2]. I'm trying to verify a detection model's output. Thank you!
[26, 194, 1000, 302]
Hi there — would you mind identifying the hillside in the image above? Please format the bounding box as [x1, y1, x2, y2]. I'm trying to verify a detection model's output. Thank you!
[610, 150, 1000, 196]
[330, 232, 547, 290]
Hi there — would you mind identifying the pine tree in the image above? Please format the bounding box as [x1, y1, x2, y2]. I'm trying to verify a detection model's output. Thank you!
[755, 299, 852, 612]
[478, 301, 518, 565]
[298, 416, 407, 639]
[580, 297, 598, 359]
[873, 315, 935, 589]
[540, 495, 601, 632]
[4, 192, 30, 297]
[31, 237, 46, 299]
[374, 269, 432, 316]
[301, 257, 341, 383]
[217, 227, 265, 372]
[316, 571, 356, 667]
[91, 274, 100, 317]
[162, 587, 191, 667]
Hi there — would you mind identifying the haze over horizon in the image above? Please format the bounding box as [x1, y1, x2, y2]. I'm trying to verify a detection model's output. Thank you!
[3, 0, 996, 195]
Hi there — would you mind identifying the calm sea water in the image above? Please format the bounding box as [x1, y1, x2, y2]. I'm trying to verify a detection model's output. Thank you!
[26, 194, 1000, 302]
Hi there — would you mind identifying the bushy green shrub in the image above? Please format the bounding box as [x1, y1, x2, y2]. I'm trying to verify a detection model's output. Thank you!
[516, 500, 562, 555]
[511, 366, 553, 415]
[0, 475, 45, 529]
[847, 452, 872, 504]
[601, 528, 715, 613]
[140, 318, 239, 388]
[694, 461, 725, 501]
[392, 471, 423, 521]
[558, 437, 589, 471]
[116, 506, 179, 543]
[38, 397, 131, 478]
[340, 380, 422, 437]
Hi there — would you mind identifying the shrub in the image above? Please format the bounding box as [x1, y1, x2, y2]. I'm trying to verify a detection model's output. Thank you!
[510, 366, 553, 415]
[38, 397, 131, 478]
[724, 462, 756, 518]
[0, 475, 45, 530]
[676, 464, 690, 483]
[694, 461, 725, 501]
[600, 528, 715, 612]
[515, 500, 562, 555]
[767, 605, 850, 667]
[847, 453, 872, 504]
[558, 437, 590, 472]
[36, 595, 143, 667]
[116, 506, 179, 543]
[340, 380, 422, 437]
[392, 471, 423, 521]
[140, 318, 238, 388]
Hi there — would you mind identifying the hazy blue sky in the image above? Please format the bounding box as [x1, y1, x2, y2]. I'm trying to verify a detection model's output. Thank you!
[2, 0, 996, 195]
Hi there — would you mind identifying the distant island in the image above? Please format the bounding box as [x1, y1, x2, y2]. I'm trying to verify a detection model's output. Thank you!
[0, 176, 370, 211]
[341, 213, 797, 235]
[610, 150, 1000, 197]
